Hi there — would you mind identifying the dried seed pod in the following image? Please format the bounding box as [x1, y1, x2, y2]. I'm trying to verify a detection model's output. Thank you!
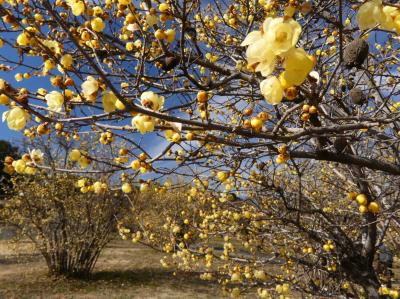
[334, 137, 348, 153]
[349, 87, 366, 105]
[343, 38, 369, 68]
[161, 56, 179, 71]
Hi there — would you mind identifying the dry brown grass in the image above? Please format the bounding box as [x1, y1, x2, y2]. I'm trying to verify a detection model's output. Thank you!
[2, 238, 399, 299]
[0, 239, 227, 299]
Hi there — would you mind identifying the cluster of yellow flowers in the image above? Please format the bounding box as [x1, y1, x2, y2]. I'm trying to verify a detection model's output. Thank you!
[2, 150, 43, 176]
[132, 91, 164, 134]
[241, 14, 314, 105]
[69, 149, 91, 169]
[76, 177, 108, 194]
[357, 0, 400, 33]
[102, 91, 125, 112]
[348, 192, 380, 214]
[379, 286, 400, 299]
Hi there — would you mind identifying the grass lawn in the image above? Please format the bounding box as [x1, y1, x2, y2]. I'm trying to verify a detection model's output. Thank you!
[0, 238, 227, 299]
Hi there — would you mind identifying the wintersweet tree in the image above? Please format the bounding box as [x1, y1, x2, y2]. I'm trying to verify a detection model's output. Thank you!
[1, 0, 400, 297]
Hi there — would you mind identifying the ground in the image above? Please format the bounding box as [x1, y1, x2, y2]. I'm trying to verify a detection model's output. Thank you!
[0, 238, 225, 299]
[1, 233, 399, 299]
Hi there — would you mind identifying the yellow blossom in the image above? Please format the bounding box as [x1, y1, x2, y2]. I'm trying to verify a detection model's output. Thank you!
[356, 0, 384, 30]
[102, 91, 117, 113]
[132, 114, 156, 134]
[260, 76, 284, 105]
[45, 91, 64, 112]
[2, 107, 30, 131]
[140, 91, 164, 111]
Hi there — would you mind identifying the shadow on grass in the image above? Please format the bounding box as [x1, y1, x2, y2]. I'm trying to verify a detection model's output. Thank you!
[0, 252, 42, 265]
[89, 268, 212, 289]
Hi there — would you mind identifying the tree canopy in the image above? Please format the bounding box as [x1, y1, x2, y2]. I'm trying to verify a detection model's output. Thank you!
[1, 0, 400, 298]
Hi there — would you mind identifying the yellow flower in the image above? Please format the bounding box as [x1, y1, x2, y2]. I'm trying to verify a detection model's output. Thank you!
[91, 17, 105, 32]
[165, 29, 176, 43]
[93, 181, 108, 194]
[2, 107, 30, 131]
[81, 76, 99, 97]
[260, 76, 284, 105]
[164, 130, 180, 142]
[146, 13, 158, 26]
[241, 31, 276, 76]
[102, 91, 117, 113]
[12, 159, 26, 174]
[381, 6, 400, 30]
[15, 73, 23, 82]
[122, 182, 132, 193]
[140, 91, 164, 111]
[263, 17, 302, 55]
[118, 0, 131, 4]
[356, 0, 384, 30]
[78, 155, 91, 169]
[60, 54, 74, 70]
[139, 183, 149, 193]
[43, 59, 55, 73]
[69, 149, 81, 161]
[282, 47, 314, 86]
[68, 0, 85, 16]
[132, 114, 156, 134]
[24, 166, 36, 175]
[30, 149, 44, 164]
[16, 32, 30, 46]
[41, 39, 63, 55]
[45, 91, 64, 112]
[0, 94, 10, 105]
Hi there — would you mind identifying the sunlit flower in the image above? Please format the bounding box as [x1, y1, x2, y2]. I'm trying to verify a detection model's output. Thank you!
[16, 32, 30, 46]
[260, 76, 284, 105]
[45, 90, 64, 112]
[67, 0, 85, 16]
[93, 181, 108, 194]
[12, 159, 26, 174]
[102, 91, 117, 113]
[241, 31, 276, 76]
[69, 149, 81, 162]
[281, 47, 314, 86]
[59, 54, 74, 71]
[132, 114, 156, 134]
[165, 29, 176, 43]
[78, 155, 91, 169]
[140, 91, 164, 111]
[41, 39, 63, 55]
[2, 107, 30, 131]
[122, 182, 132, 193]
[91, 17, 105, 32]
[263, 17, 302, 55]
[356, 0, 384, 30]
[164, 130, 181, 142]
[146, 13, 158, 26]
[30, 149, 44, 164]
[0, 93, 10, 105]
[81, 76, 99, 97]
[381, 6, 400, 30]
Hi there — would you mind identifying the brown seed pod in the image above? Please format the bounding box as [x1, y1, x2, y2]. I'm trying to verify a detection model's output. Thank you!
[349, 87, 366, 105]
[162, 56, 179, 71]
[343, 38, 369, 68]
[334, 137, 348, 153]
